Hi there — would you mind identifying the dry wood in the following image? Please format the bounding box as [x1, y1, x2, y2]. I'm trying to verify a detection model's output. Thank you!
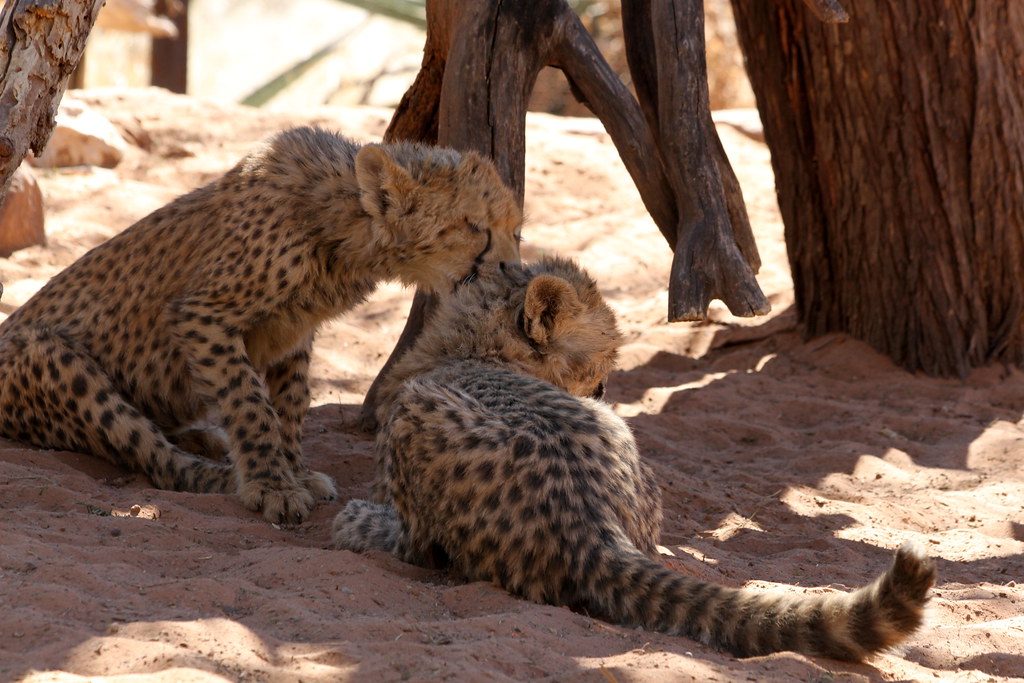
[733, 0, 1024, 377]
[0, 0, 104, 198]
[620, 0, 767, 320]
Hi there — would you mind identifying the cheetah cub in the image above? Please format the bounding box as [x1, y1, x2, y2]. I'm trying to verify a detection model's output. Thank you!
[333, 256, 936, 661]
[0, 127, 521, 523]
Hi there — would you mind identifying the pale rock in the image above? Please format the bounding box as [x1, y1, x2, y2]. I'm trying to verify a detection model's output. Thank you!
[31, 99, 127, 169]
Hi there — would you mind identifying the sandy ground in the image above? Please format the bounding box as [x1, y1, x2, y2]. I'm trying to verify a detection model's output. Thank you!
[1, 88, 1022, 682]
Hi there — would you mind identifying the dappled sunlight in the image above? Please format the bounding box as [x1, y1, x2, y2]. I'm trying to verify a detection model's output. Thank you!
[660, 544, 721, 566]
[28, 667, 236, 682]
[966, 419, 1024, 469]
[55, 618, 357, 680]
[706, 511, 767, 542]
[614, 370, 735, 417]
[577, 651, 750, 681]
[767, 450, 1024, 564]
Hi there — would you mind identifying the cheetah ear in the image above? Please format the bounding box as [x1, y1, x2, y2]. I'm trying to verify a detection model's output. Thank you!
[354, 145, 416, 220]
[522, 275, 584, 347]
[458, 149, 489, 172]
[459, 150, 505, 185]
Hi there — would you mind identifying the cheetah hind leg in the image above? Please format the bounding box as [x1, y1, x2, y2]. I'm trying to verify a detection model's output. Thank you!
[0, 332, 235, 493]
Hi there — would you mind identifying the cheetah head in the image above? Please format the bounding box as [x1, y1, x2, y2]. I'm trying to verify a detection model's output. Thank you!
[354, 144, 522, 293]
[409, 256, 622, 399]
[511, 257, 622, 398]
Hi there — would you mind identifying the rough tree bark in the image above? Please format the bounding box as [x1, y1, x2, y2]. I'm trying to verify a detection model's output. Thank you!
[732, 1, 1024, 377]
[0, 0, 105, 198]
[361, 0, 794, 429]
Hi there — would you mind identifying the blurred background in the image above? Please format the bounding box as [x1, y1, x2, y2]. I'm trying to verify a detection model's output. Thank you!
[77, 0, 756, 114]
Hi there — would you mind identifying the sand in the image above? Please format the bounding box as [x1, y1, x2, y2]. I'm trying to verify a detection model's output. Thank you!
[1, 88, 1021, 682]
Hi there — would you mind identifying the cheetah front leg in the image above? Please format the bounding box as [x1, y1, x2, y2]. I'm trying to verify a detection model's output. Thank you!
[170, 297, 321, 523]
[264, 341, 336, 501]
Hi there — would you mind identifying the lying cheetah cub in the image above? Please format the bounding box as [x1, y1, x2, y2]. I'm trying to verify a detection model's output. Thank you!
[333, 256, 936, 661]
[0, 127, 521, 523]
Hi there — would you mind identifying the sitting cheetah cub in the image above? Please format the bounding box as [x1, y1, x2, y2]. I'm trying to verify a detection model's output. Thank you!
[0, 127, 521, 523]
[333, 256, 936, 661]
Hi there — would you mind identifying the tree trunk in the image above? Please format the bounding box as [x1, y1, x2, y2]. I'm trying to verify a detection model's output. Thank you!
[151, 0, 189, 94]
[732, 1, 1024, 377]
[0, 0, 105, 198]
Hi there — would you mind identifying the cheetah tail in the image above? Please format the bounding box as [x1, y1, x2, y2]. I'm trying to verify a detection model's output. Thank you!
[331, 499, 413, 561]
[585, 541, 936, 661]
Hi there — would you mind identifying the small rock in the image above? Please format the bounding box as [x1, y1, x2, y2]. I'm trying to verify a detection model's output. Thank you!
[111, 503, 161, 519]
[31, 98, 127, 169]
[0, 162, 46, 257]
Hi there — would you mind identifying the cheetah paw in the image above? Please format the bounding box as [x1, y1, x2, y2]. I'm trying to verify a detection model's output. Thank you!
[237, 479, 317, 524]
[297, 469, 337, 501]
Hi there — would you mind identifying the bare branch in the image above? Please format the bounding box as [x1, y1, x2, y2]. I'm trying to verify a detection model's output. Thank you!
[621, 0, 769, 320]
[553, 16, 677, 242]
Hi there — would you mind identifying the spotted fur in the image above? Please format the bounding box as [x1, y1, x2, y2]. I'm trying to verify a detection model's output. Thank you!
[333, 256, 935, 661]
[0, 127, 521, 522]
